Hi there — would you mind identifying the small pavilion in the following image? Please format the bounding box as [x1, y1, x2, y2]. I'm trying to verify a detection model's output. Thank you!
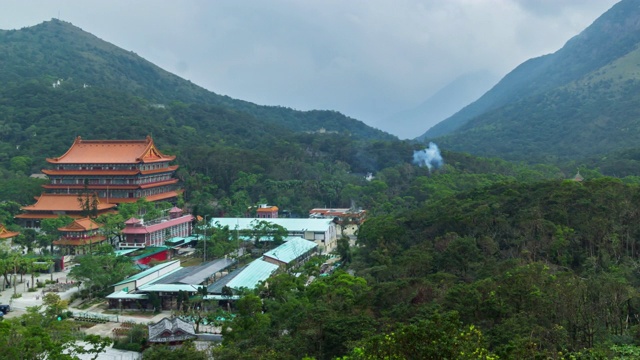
[0, 224, 19, 251]
[53, 217, 106, 255]
[148, 317, 197, 344]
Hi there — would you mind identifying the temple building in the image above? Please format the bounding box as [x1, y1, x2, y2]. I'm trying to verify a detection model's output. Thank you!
[147, 317, 197, 344]
[0, 224, 19, 251]
[15, 193, 116, 229]
[41, 136, 181, 204]
[53, 217, 106, 255]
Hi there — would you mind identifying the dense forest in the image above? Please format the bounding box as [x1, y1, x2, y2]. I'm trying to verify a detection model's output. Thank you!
[212, 177, 640, 359]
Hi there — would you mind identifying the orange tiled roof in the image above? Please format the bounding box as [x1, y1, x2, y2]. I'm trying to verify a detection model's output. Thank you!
[46, 136, 175, 164]
[144, 190, 181, 202]
[20, 193, 117, 212]
[58, 217, 102, 232]
[41, 169, 140, 176]
[53, 236, 106, 246]
[0, 224, 19, 239]
[257, 206, 279, 212]
[15, 213, 83, 219]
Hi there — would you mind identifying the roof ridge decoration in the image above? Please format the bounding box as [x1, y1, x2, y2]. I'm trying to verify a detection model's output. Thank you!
[21, 193, 117, 211]
[46, 135, 175, 164]
[60, 217, 101, 231]
[0, 224, 19, 239]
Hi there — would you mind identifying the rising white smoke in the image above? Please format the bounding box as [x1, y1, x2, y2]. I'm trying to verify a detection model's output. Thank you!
[412, 142, 444, 171]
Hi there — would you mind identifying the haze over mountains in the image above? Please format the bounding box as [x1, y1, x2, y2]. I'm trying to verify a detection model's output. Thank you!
[0, 19, 393, 147]
[420, 0, 640, 163]
[2, 0, 639, 170]
[378, 71, 498, 139]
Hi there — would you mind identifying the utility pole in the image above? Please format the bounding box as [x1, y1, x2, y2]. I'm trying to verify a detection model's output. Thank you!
[203, 215, 208, 263]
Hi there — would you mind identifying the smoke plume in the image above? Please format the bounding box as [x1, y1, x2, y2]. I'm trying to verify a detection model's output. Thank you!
[412, 142, 443, 171]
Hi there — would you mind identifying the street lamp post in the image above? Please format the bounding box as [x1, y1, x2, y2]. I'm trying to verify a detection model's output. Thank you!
[203, 215, 208, 263]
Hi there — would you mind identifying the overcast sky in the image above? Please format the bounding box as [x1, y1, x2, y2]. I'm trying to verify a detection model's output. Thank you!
[0, 0, 620, 137]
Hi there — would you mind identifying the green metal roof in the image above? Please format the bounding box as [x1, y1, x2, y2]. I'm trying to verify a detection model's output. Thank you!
[226, 259, 279, 290]
[263, 237, 317, 264]
[139, 283, 203, 293]
[114, 249, 137, 256]
[113, 260, 180, 286]
[165, 237, 186, 244]
[130, 246, 170, 261]
[106, 290, 148, 300]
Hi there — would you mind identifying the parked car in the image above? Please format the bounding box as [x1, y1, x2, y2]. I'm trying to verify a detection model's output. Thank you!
[0, 305, 10, 314]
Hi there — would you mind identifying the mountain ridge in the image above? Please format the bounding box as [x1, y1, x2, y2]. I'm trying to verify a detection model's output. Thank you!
[0, 19, 394, 142]
[418, 0, 640, 163]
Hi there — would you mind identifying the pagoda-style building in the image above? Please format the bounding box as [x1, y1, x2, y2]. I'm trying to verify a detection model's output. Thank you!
[53, 217, 106, 255]
[0, 224, 19, 251]
[16, 193, 117, 229]
[42, 136, 181, 204]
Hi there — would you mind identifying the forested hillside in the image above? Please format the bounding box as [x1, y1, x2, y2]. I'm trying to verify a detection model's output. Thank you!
[0, 19, 393, 142]
[4, 10, 640, 360]
[213, 177, 640, 359]
[419, 0, 640, 167]
[0, 78, 412, 216]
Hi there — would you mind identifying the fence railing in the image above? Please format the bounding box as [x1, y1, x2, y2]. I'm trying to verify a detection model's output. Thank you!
[71, 311, 119, 323]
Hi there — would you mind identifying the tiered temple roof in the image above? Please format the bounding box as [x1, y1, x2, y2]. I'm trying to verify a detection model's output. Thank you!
[53, 217, 106, 247]
[46, 135, 175, 164]
[0, 224, 19, 239]
[16, 193, 116, 220]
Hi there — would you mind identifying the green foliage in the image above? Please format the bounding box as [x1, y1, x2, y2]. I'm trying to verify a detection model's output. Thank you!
[113, 323, 148, 352]
[0, 306, 111, 359]
[69, 248, 135, 299]
[142, 341, 209, 360]
[340, 312, 497, 360]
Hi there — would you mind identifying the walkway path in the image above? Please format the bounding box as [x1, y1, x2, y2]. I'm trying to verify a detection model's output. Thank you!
[0, 265, 169, 359]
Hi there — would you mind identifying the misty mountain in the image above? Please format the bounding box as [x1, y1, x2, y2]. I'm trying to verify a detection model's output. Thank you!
[0, 19, 394, 142]
[418, 0, 640, 162]
[377, 71, 498, 139]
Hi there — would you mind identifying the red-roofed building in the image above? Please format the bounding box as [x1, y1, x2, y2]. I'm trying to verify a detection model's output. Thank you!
[42, 136, 181, 204]
[15, 193, 117, 229]
[120, 207, 194, 249]
[257, 204, 278, 218]
[309, 208, 367, 225]
[0, 224, 19, 251]
[53, 217, 106, 255]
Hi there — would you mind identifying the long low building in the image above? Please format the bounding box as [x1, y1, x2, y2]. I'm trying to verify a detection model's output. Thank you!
[207, 236, 317, 294]
[263, 236, 317, 268]
[209, 217, 338, 252]
[107, 237, 318, 309]
[107, 258, 236, 310]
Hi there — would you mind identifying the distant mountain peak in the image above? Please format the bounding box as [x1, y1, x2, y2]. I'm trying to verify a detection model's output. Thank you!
[417, 0, 640, 162]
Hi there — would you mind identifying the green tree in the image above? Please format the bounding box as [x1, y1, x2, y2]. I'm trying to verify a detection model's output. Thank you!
[340, 312, 497, 360]
[143, 341, 209, 360]
[39, 215, 73, 253]
[69, 250, 135, 299]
